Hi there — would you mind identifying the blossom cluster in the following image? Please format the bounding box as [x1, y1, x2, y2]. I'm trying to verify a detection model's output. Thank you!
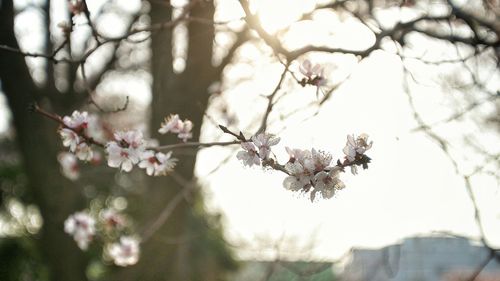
[158, 114, 193, 142]
[57, 111, 183, 179]
[59, 111, 95, 161]
[64, 209, 140, 267]
[236, 132, 373, 201]
[236, 133, 280, 166]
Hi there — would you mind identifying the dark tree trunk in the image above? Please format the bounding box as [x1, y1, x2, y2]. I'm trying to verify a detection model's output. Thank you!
[113, 1, 233, 280]
[0, 1, 88, 281]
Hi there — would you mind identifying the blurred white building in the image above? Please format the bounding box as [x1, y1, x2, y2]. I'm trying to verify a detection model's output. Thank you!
[338, 236, 500, 281]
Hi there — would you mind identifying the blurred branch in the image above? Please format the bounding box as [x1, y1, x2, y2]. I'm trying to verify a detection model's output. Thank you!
[401, 59, 500, 281]
[257, 62, 289, 134]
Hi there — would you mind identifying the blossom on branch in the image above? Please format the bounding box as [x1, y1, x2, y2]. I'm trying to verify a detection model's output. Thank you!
[64, 211, 96, 250]
[282, 148, 346, 201]
[75, 142, 93, 161]
[63, 110, 89, 130]
[106, 130, 145, 172]
[59, 128, 81, 152]
[236, 142, 261, 167]
[251, 133, 280, 160]
[343, 133, 373, 174]
[158, 114, 193, 142]
[107, 236, 140, 267]
[299, 59, 327, 88]
[311, 167, 345, 201]
[138, 150, 177, 176]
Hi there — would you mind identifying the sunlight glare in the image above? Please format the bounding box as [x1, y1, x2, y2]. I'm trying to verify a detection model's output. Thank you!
[252, 0, 314, 33]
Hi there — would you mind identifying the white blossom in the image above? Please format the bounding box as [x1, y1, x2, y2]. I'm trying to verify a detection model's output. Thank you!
[236, 142, 260, 167]
[59, 128, 80, 152]
[285, 147, 309, 163]
[138, 150, 177, 176]
[108, 236, 140, 267]
[343, 133, 373, 162]
[63, 110, 89, 129]
[312, 168, 345, 201]
[101, 209, 125, 230]
[75, 143, 93, 161]
[105, 130, 145, 172]
[158, 114, 181, 134]
[311, 149, 332, 171]
[251, 133, 280, 160]
[154, 151, 177, 176]
[113, 130, 145, 150]
[58, 152, 79, 180]
[177, 120, 193, 142]
[283, 175, 311, 191]
[64, 211, 95, 250]
[158, 114, 193, 142]
[106, 142, 140, 172]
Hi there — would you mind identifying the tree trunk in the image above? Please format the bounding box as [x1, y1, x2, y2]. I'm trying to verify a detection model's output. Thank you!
[0, 1, 88, 281]
[112, 1, 234, 280]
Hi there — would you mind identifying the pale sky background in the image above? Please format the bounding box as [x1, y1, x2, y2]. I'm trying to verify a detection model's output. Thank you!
[1, 0, 499, 262]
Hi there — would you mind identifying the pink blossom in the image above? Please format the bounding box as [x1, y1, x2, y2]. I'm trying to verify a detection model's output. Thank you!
[299, 59, 322, 78]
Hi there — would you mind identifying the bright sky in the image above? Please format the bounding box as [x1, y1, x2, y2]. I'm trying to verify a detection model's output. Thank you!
[195, 0, 500, 261]
[1, 0, 498, 262]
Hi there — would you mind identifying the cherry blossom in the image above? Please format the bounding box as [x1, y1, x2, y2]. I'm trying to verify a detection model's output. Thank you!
[59, 128, 80, 152]
[282, 147, 346, 201]
[106, 142, 140, 172]
[158, 114, 193, 142]
[285, 147, 309, 163]
[343, 133, 373, 162]
[311, 167, 345, 201]
[283, 161, 313, 191]
[236, 142, 261, 167]
[63, 110, 89, 130]
[138, 150, 177, 176]
[75, 142, 93, 161]
[177, 120, 193, 142]
[251, 133, 280, 160]
[58, 152, 80, 180]
[64, 211, 96, 250]
[299, 59, 322, 79]
[106, 130, 145, 172]
[108, 236, 140, 267]
[158, 114, 181, 134]
[101, 209, 125, 230]
[154, 151, 178, 175]
[113, 130, 145, 150]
